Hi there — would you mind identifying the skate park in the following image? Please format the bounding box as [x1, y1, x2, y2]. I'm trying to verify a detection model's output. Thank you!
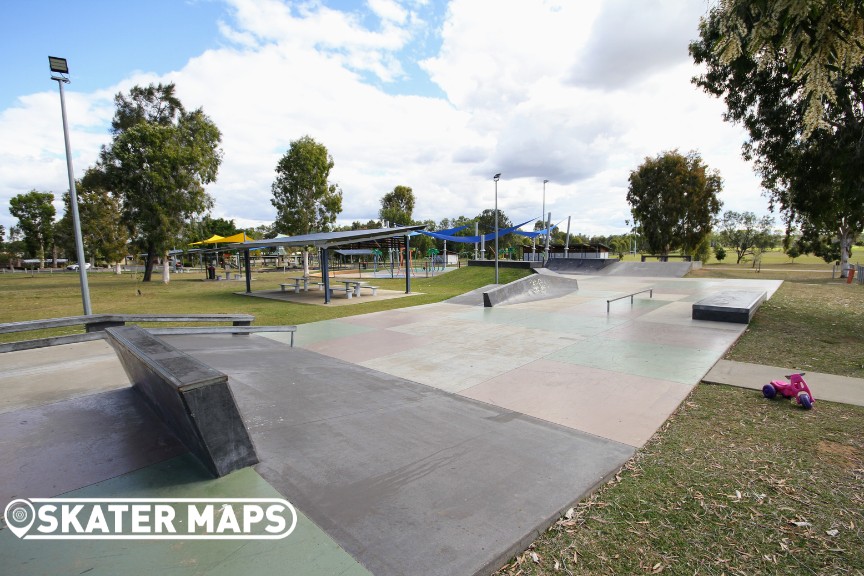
[0, 260, 788, 576]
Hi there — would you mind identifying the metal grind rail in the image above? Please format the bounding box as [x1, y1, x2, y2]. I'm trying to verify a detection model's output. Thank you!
[607, 288, 654, 314]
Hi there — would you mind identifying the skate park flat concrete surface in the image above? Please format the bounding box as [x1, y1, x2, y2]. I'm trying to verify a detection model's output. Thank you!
[0, 273, 784, 576]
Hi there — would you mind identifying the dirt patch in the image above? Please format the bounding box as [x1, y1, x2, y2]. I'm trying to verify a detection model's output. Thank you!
[817, 440, 864, 470]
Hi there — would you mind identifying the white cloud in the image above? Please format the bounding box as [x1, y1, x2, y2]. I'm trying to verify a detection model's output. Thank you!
[0, 0, 771, 239]
[368, 0, 409, 24]
[568, 0, 707, 89]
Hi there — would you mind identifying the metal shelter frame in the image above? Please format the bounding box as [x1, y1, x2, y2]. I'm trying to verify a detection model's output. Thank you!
[225, 225, 426, 303]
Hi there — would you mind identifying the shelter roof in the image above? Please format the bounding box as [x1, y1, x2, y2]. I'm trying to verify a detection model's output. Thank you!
[228, 225, 426, 251]
[189, 234, 225, 245]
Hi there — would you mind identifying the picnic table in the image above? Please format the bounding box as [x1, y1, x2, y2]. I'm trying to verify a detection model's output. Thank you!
[341, 280, 367, 297]
[281, 277, 310, 293]
[311, 279, 379, 299]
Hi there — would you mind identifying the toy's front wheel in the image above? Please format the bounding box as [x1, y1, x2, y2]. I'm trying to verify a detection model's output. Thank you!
[762, 384, 777, 399]
[798, 392, 813, 410]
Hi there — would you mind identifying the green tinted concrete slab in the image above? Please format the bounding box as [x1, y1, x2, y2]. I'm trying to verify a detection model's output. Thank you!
[0, 454, 370, 576]
[288, 319, 377, 347]
[603, 321, 737, 351]
[361, 347, 534, 393]
[547, 337, 723, 384]
[387, 316, 502, 340]
[338, 308, 439, 329]
[302, 328, 432, 364]
[452, 306, 630, 336]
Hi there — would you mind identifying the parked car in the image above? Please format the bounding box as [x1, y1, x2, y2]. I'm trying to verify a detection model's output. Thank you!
[66, 263, 92, 270]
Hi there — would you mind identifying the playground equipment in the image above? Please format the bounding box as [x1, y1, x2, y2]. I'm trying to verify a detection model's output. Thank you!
[425, 248, 445, 272]
[388, 246, 418, 278]
[762, 373, 814, 409]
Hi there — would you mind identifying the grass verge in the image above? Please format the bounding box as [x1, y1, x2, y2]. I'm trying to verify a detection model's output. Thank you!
[0, 266, 531, 342]
[496, 384, 864, 575]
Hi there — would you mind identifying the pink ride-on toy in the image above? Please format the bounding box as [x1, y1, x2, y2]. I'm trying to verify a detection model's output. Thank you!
[762, 373, 814, 409]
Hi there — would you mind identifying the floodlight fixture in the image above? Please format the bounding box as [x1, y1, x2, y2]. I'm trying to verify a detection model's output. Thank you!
[48, 56, 68, 74]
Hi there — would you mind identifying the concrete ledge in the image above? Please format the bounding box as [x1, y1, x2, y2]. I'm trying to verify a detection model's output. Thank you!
[0, 313, 255, 335]
[692, 290, 767, 323]
[483, 273, 579, 307]
[0, 314, 257, 353]
[105, 325, 258, 477]
[147, 326, 297, 347]
[0, 331, 105, 353]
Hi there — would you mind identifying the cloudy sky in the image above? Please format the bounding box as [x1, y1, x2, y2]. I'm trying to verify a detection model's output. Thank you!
[0, 0, 771, 237]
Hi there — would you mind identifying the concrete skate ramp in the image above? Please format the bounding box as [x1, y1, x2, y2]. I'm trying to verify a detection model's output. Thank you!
[599, 261, 693, 278]
[545, 258, 618, 274]
[483, 272, 579, 307]
[445, 284, 498, 306]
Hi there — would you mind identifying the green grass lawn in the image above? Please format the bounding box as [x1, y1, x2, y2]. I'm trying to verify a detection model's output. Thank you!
[618, 245, 864, 267]
[0, 266, 532, 342]
[496, 383, 864, 576]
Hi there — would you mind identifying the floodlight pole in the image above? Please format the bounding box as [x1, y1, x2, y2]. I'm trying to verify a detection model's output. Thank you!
[542, 179, 549, 262]
[544, 211, 552, 263]
[51, 57, 91, 315]
[493, 173, 501, 284]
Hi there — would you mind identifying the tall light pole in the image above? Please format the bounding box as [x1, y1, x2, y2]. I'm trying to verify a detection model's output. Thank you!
[493, 173, 501, 284]
[50, 56, 92, 315]
[542, 179, 549, 261]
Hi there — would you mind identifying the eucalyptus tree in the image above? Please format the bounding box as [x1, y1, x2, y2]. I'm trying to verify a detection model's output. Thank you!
[692, 6, 864, 274]
[626, 151, 722, 258]
[9, 190, 55, 268]
[271, 135, 342, 275]
[94, 83, 222, 282]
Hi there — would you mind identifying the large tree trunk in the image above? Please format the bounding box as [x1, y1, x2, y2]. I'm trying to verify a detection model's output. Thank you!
[302, 249, 310, 277]
[162, 250, 170, 284]
[143, 246, 155, 281]
[838, 223, 853, 278]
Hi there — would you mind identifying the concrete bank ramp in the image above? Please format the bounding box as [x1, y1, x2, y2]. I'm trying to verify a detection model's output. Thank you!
[445, 284, 498, 306]
[599, 261, 693, 278]
[483, 271, 579, 307]
[545, 258, 618, 274]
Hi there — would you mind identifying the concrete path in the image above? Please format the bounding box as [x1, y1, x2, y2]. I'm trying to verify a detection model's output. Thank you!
[704, 360, 864, 407]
